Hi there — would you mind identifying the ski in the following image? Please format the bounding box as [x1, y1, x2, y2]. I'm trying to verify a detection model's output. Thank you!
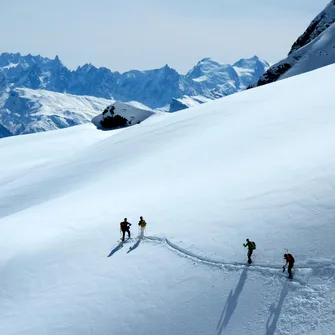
[118, 237, 133, 243]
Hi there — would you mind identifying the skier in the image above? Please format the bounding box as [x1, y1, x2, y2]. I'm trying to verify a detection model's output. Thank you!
[243, 238, 256, 264]
[138, 216, 147, 238]
[283, 253, 295, 279]
[120, 218, 132, 241]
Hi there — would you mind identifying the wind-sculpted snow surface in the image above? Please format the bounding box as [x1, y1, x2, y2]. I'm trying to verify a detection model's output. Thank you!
[0, 65, 335, 334]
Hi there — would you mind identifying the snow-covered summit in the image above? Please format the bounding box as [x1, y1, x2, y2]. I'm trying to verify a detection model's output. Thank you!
[187, 56, 269, 94]
[187, 57, 226, 79]
[255, 1, 335, 86]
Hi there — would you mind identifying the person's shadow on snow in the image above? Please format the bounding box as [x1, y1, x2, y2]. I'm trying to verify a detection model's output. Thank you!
[265, 282, 289, 335]
[127, 239, 141, 254]
[107, 242, 123, 257]
[217, 267, 248, 334]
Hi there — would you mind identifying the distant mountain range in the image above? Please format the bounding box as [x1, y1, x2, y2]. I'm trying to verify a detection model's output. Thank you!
[0, 53, 269, 110]
[0, 53, 269, 137]
[254, 1, 335, 87]
[2, 2, 335, 139]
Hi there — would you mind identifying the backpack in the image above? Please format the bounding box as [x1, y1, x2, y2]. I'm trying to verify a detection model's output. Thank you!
[120, 222, 127, 230]
[288, 254, 295, 263]
[139, 219, 146, 228]
[250, 241, 256, 250]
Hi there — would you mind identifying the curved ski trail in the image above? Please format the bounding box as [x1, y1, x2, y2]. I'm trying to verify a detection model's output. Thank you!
[142, 236, 335, 284]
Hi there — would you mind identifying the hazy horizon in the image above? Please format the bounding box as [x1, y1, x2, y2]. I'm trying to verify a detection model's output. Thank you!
[0, 0, 330, 73]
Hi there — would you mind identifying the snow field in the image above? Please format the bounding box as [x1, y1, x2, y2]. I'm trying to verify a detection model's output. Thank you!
[1, 65, 335, 334]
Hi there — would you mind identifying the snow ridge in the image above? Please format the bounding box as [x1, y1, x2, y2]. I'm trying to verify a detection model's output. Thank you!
[255, 1, 335, 86]
[289, 0, 335, 54]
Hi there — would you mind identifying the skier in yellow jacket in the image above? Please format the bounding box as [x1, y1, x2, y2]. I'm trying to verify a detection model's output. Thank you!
[138, 216, 147, 238]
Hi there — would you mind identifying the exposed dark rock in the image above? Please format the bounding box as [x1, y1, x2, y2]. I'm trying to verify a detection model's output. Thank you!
[289, 1, 335, 55]
[256, 63, 292, 87]
[100, 114, 129, 129]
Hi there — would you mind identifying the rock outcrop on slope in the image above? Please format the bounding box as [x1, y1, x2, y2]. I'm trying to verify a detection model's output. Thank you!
[91, 101, 156, 130]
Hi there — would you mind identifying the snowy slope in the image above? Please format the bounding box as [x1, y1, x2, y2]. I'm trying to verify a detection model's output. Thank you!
[256, 1, 335, 86]
[0, 88, 114, 135]
[1, 65, 335, 335]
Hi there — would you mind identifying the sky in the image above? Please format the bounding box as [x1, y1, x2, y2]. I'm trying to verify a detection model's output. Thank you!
[0, 0, 331, 73]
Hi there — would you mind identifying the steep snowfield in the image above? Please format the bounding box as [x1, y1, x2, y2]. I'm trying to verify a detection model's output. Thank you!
[256, 1, 335, 86]
[1, 65, 335, 334]
[289, 1, 335, 55]
[280, 23, 335, 79]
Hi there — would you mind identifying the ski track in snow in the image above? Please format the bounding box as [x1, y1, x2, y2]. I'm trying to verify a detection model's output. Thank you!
[142, 236, 335, 286]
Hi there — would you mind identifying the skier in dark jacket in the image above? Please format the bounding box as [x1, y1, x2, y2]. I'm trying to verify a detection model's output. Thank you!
[120, 218, 131, 241]
[243, 238, 256, 264]
[283, 253, 295, 279]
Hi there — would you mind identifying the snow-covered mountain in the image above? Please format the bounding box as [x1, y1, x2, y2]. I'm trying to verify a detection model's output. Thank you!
[0, 88, 155, 136]
[0, 88, 114, 135]
[187, 56, 269, 95]
[0, 53, 269, 138]
[167, 56, 269, 113]
[255, 1, 335, 86]
[1, 63, 335, 335]
[0, 52, 269, 109]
